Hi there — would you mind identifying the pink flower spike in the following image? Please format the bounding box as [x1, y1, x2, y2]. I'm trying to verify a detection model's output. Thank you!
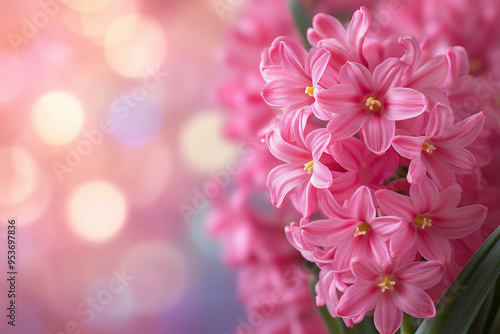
[336, 256, 444, 334]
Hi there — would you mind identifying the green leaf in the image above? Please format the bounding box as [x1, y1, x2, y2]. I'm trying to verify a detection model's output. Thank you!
[288, 0, 312, 49]
[400, 313, 416, 334]
[416, 225, 500, 334]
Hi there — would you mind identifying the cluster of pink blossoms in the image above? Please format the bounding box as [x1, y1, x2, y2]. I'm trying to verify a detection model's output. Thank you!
[260, 6, 497, 334]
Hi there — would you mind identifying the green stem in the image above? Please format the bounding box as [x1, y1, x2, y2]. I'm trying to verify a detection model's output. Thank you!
[401, 313, 416, 334]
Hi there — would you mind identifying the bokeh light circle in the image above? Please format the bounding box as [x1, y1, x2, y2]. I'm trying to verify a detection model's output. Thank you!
[122, 242, 186, 315]
[68, 181, 127, 242]
[67, 0, 112, 13]
[108, 94, 164, 146]
[0, 147, 39, 206]
[85, 275, 135, 329]
[31, 91, 84, 145]
[104, 15, 166, 78]
[0, 54, 25, 103]
[180, 111, 238, 172]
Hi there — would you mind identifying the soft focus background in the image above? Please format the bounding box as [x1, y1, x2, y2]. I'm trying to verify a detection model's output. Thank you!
[0, 1, 249, 333]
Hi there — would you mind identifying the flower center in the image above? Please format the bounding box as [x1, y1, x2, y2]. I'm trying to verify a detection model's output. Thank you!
[354, 221, 371, 237]
[413, 215, 432, 229]
[305, 86, 315, 97]
[304, 160, 314, 174]
[378, 275, 396, 292]
[365, 97, 382, 113]
[422, 141, 436, 154]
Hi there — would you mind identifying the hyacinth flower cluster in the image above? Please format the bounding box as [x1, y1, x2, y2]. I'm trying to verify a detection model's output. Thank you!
[259, 6, 496, 334]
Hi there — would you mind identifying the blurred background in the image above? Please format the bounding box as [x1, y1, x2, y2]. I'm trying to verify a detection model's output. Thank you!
[0, 1, 248, 333]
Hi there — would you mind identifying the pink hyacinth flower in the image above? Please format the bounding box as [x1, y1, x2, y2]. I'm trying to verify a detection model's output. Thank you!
[301, 186, 402, 270]
[266, 125, 332, 217]
[392, 103, 485, 188]
[316, 59, 428, 154]
[307, 7, 371, 68]
[260, 37, 337, 116]
[375, 176, 487, 262]
[336, 255, 444, 334]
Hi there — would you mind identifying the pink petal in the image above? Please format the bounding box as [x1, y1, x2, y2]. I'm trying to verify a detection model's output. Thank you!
[390, 225, 417, 257]
[316, 84, 363, 115]
[366, 148, 399, 181]
[362, 114, 395, 154]
[416, 230, 452, 263]
[346, 6, 370, 64]
[408, 156, 427, 184]
[408, 55, 448, 89]
[410, 176, 440, 214]
[370, 236, 391, 267]
[351, 256, 381, 281]
[329, 137, 364, 171]
[393, 284, 436, 318]
[375, 190, 416, 222]
[307, 47, 332, 86]
[436, 146, 478, 174]
[347, 186, 376, 221]
[306, 128, 331, 160]
[337, 283, 379, 318]
[321, 190, 350, 219]
[441, 112, 485, 147]
[267, 164, 309, 208]
[330, 171, 361, 202]
[423, 155, 456, 189]
[340, 61, 372, 93]
[374, 293, 403, 334]
[384, 87, 428, 121]
[370, 216, 404, 236]
[309, 13, 346, 45]
[399, 35, 421, 70]
[326, 112, 365, 141]
[297, 181, 319, 218]
[392, 135, 426, 159]
[397, 261, 444, 290]
[311, 100, 334, 121]
[279, 41, 309, 82]
[261, 79, 312, 108]
[432, 183, 461, 212]
[433, 204, 487, 239]
[446, 46, 470, 82]
[333, 236, 369, 271]
[426, 103, 454, 138]
[311, 161, 333, 189]
[266, 127, 310, 163]
[301, 218, 358, 246]
[373, 58, 405, 95]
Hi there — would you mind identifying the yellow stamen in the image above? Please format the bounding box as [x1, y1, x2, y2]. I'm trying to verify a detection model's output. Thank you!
[305, 86, 315, 97]
[304, 160, 314, 174]
[365, 97, 382, 113]
[413, 216, 432, 229]
[378, 275, 396, 292]
[422, 141, 436, 154]
[354, 221, 371, 237]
